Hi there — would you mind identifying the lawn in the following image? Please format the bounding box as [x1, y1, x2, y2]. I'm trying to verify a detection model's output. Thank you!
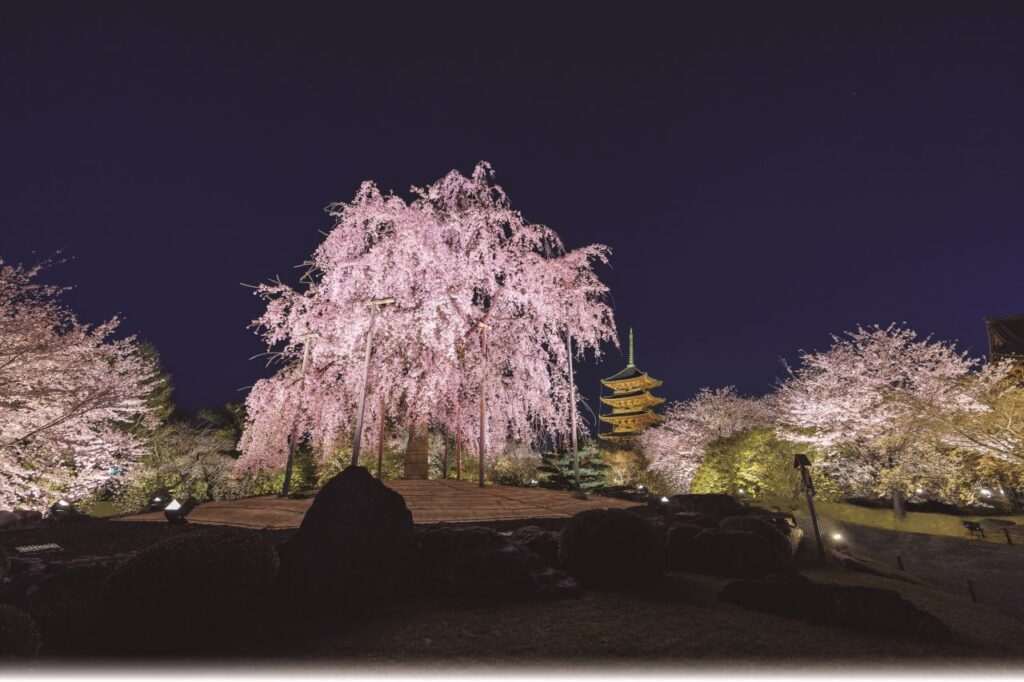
[813, 501, 1024, 540]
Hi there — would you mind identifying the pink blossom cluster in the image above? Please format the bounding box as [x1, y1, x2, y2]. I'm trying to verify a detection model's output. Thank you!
[238, 163, 617, 470]
[0, 260, 158, 511]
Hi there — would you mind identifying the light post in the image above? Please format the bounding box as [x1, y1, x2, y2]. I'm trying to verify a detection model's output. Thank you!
[794, 453, 826, 558]
[566, 330, 586, 500]
[478, 322, 490, 488]
[282, 335, 314, 498]
[351, 297, 395, 467]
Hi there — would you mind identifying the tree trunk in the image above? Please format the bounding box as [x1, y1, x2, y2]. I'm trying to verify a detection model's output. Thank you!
[891, 489, 906, 518]
[403, 426, 430, 479]
[441, 430, 450, 480]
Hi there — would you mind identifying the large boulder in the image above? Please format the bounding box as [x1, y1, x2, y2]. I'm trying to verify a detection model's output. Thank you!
[558, 508, 665, 588]
[665, 523, 704, 570]
[509, 525, 561, 567]
[719, 516, 792, 558]
[691, 529, 789, 577]
[720, 576, 949, 638]
[418, 525, 578, 601]
[274, 465, 417, 616]
[15, 562, 117, 655]
[105, 527, 279, 653]
[0, 604, 41, 658]
[669, 494, 746, 517]
[671, 512, 721, 528]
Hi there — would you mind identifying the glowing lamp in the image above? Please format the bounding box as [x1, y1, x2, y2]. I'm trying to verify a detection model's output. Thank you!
[163, 497, 197, 525]
[980, 488, 993, 498]
[49, 499, 79, 521]
[660, 496, 670, 504]
[831, 533, 843, 541]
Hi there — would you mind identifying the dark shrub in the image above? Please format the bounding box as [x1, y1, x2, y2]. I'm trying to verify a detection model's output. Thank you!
[105, 527, 279, 653]
[419, 525, 578, 601]
[720, 576, 949, 638]
[509, 525, 561, 567]
[0, 604, 41, 658]
[670, 494, 746, 517]
[719, 516, 791, 557]
[665, 524, 704, 569]
[558, 508, 665, 588]
[274, 465, 417, 617]
[691, 529, 788, 578]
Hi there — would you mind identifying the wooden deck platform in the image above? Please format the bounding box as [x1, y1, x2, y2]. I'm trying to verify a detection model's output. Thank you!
[114, 479, 637, 529]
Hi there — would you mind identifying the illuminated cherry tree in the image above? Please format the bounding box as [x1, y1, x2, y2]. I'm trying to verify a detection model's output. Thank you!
[0, 260, 158, 511]
[773, 324, 1005, 511]
[640, 386, 770, 493]
[238, 163, 616, 471]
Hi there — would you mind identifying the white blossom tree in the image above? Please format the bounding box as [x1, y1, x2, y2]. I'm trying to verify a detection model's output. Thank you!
[238, 163, 616, 472]
[773, 324, 1007, 513]
[640, 386, 770, 493]
[0, 260, 158, 511]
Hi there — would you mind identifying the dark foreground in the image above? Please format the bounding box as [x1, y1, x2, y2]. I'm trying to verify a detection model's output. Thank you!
[2, 517, 1024, 666]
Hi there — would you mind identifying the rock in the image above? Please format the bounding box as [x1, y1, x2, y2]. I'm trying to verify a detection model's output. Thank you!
[418, 525, 578, 601]
[719, 576, 950, 638]
[719, 516, 792, 558]
[17, 563, 114, 655]
[669, 494, 746, 517]
[274, 465, 417, 616]
[0, 511, 17, 531]
[670, 512, 721, 528]
[0, 545, 9, 580]
[509, 525, 561, 567]
[665, 524, 704, 569]
[558, 508, 665, 588]
[105, 527, 279, 653]
[691, 529, 789, 577]
[0, 604, 41, 658]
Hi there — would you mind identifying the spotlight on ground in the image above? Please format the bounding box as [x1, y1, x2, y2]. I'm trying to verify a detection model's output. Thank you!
[147, 490, 173, 512]
[831, 532, 843, 542]
[163, 498, 197, 525]
[660, 496, 670, 504]
[529, 479, 539, 488]
[980, 488, 993, 498]
[49, 499, 78, 520]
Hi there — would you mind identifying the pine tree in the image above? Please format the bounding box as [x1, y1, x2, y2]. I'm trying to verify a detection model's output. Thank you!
[537, 444, 609, 492]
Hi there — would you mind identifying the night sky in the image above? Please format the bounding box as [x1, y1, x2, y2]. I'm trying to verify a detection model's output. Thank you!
[4, 2, 1024, 426]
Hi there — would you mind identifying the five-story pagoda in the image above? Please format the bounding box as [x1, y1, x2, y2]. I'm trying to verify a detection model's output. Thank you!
[599, 328, 664, 441]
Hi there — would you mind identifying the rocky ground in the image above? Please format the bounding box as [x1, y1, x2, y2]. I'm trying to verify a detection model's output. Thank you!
[2, 471, 1023, 668]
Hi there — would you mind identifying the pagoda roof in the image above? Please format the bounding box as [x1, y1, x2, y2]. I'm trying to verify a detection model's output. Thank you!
[600, 327, 662, 387]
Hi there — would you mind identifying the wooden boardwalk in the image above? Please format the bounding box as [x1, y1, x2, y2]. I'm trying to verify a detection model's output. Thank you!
[114, 479, 636, 529]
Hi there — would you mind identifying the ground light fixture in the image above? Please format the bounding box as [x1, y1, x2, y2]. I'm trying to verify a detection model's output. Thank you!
[49, 499, 79, 520]
[147, 491, 173, 512]
[980, 488, 993, 498]
[660, 496, 670, 504]
[164, 498, 197, 525]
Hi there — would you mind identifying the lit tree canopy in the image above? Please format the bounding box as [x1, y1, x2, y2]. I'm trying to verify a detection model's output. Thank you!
[239, 163, 616, 471]
[0, 260, 158, 511]
[640, 386, 770, 493]
[773, 324, 1013, 500]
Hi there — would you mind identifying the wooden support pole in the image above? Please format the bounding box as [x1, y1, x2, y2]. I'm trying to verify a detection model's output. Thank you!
[376, 395, 385, 480]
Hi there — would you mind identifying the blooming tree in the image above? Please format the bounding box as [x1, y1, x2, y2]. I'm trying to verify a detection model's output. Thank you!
[0, 260, 158, 511]
[641, 386, 770, 493]
[773, 324, 1007, 511]
[238, 163, 616, 471]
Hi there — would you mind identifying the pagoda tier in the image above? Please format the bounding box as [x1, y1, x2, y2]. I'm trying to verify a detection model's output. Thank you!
[598, 328, 665, 441]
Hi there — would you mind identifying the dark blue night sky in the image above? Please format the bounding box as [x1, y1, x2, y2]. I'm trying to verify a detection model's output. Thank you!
[4, 2, 1024, 423]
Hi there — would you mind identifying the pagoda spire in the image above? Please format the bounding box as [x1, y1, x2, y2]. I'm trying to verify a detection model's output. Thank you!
[628, 328, 634, 367]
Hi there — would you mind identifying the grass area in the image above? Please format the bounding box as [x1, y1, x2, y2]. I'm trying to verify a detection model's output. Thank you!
[813, 501, 1024, 541]
[263, 556, 1024, 666]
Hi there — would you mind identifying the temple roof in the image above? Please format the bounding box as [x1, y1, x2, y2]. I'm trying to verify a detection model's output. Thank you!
[601, 328, 662, 387]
